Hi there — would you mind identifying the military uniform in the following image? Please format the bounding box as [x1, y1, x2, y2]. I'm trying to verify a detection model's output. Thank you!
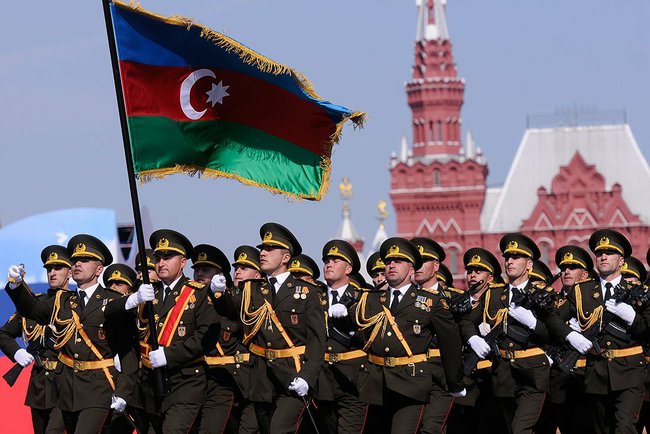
[356, 238, 464, 434]
[213, 223, 326, 434]
[410, 237, 455, 434]
[7, 235, 139, 434]
[545, 230, 648, 434]
[535, 245, 593, 434]
[311, 240, 368, 434]
[452, 248, 507, 434]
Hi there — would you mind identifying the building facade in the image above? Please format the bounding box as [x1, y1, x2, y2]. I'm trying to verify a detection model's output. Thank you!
[389, 0, 650, 282]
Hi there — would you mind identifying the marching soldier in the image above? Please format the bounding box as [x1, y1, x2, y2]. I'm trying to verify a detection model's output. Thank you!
[462, 233, 552, 434]
[103, 263, 138, 296]
[410, 237, 455, 434]
[621, 255, 647, 286]
[312, 239, 368, 434]
[288, 253, 321, 284]
[232, 245, 263, 289]
[0, 245, 70, 434]
[436, 262, 454, 287]
[106, 230, 220, 433]
[366, 252, 387, 289]
[535, 245, 593, 434]
[211, 223, 325, 434]
[6, 235, 139, 433]
[545, 229, 648, 433]
[529, 260, 553, 286]
[190, 243, 242, 434]
[355, 237, 465, 433]
[134, 248, 160, 285]
[449, 247, 506, 434]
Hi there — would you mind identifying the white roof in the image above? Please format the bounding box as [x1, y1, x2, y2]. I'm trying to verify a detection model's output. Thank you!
[484, 124, 650, 232]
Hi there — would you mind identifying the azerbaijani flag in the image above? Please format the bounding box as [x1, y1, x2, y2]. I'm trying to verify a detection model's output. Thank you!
[109, 1, 365, 200]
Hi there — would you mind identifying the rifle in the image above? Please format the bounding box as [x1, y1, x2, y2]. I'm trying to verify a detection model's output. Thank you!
[551, 279, 649, 374]
[3, 326, 57, 387]
[442, 280, 484, 316]
[463, 274, 560, 376]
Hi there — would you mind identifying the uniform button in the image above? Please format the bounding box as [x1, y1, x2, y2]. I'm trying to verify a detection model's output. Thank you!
[195, 369, 199, 373]
[45, 372, 49, 376]
[384, 347, 390, 353]
[360, 364, 365, 369]
[267, 342, 272, 347]
[74, 353, 79, 359]
[508, 343, 514, 348]
[76, 338, 82, 343]
[291, 309, 296, 313]
[226, 326, 231, 331]
[99, 324, 103, 327]
[327, 347, 333, 351]
[606, 342, 612, 347]
[180, 321, 184, 325]
[387, 331, 392, 337]
[415, 320, 419, 324]
[235, 364, 240, 369]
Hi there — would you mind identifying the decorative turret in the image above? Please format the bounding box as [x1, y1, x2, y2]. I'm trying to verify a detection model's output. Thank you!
[335, 177, 364, 252]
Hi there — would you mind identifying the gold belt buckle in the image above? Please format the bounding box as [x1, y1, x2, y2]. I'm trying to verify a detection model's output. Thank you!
[329, 353, 340, 363]
[384, 357, 396, 367]
[234, 353, 246, 364]
[73, 360, 84, 371]
[265, 349, 276, 361]
[602, 349, 613, 360]
[505, 350, 516, 362]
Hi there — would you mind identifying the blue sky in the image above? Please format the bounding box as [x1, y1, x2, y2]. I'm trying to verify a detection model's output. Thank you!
[1, 0, 649, 264]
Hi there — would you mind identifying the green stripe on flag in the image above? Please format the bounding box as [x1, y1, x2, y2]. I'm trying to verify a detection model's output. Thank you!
[127, 116, 326, 198]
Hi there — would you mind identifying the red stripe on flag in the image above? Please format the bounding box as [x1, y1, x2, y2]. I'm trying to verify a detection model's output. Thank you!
[120, 61, 336, 156]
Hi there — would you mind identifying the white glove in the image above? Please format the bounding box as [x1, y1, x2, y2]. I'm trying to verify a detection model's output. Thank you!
[450, 388, 467, 398]
[478, 322, 491, 337]
[508, 304, 537, 330]
[569, 317, 581, 333]
[605, 299, 636, 326]
[328, 304, 348, 318]
[468, 335, 491, 359]
[14, 348, 34, 367]
[113, 355, 121, 372]
[211, 274, 227, 294]
[566, 331, 592, 354]
[125, 283, 155, 310]
[149, 347, 167, 368]
[110, 395, 127, 414]
[288, 377, 309, 397]
[546, 354, 554, 366]
[7, 265, 25, 289]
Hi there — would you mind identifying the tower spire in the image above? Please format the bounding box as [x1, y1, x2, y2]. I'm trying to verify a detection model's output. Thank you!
[416, 0, 449, 42]
[335, 177, 364, 252]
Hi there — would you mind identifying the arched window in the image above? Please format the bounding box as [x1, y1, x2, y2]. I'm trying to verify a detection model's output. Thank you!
[433, 169, 441, 187]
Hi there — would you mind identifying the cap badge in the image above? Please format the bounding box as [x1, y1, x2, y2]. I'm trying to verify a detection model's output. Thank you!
[389, 245, 400, 254]
[471, 254, 482, 264]
[263, 232, 273, 242]
[597, 237, 610, 248]
[111, 270, 122, 279]
[507, 240, 518, 250]
[197, 252, 208, 262]
[75, 243, 87, 254]
[328, 246, 339, 256]
[291, 260, 301, 268]
[622, 262, 629, 271]
[417, 245, 424, 254]
[375, 258, 385, 268]
[563, 252, 574, 262]
[238, 252, 248, 261]
[157, 238, 170, 249]
[48, 252, 58, 262]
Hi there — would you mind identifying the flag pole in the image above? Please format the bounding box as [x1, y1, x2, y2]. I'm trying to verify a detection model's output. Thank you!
[101, 0, 168, 397]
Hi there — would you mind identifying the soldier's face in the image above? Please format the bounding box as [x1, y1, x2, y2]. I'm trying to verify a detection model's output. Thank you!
[193, 265, 220, 285]
[595, 250, 624, 278]
[72, 258, 103, 287]
[371, 271, 386, 287]
[560, 265, 588, 288]
[466, 267, 493, 288]
[414, 259, 439, 285]
[154, 252, 186, 284]
[259, 247, 290, 274]
[233, 265, 261, 286]
[46, 265, 71, 289]
[109, 281, 131, 295]
[503, 254, 531, 282]
[323, 257, 352, 286]
[385, 259, 414, 288]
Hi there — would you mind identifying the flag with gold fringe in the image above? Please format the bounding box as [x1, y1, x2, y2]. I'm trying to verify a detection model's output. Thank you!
[109, 1, 365, 200]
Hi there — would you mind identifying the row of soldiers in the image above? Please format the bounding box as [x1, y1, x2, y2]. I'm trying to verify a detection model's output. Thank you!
[2, 224, 650, 433]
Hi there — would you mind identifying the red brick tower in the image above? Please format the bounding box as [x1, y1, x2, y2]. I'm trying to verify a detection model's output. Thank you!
[390, 0, 488, 273]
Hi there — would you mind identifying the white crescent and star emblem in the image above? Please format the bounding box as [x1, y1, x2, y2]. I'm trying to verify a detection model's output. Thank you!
[179, 68, 230, 120]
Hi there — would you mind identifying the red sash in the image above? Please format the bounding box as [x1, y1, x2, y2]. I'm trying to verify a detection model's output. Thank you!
[157, 285, 195, 346]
